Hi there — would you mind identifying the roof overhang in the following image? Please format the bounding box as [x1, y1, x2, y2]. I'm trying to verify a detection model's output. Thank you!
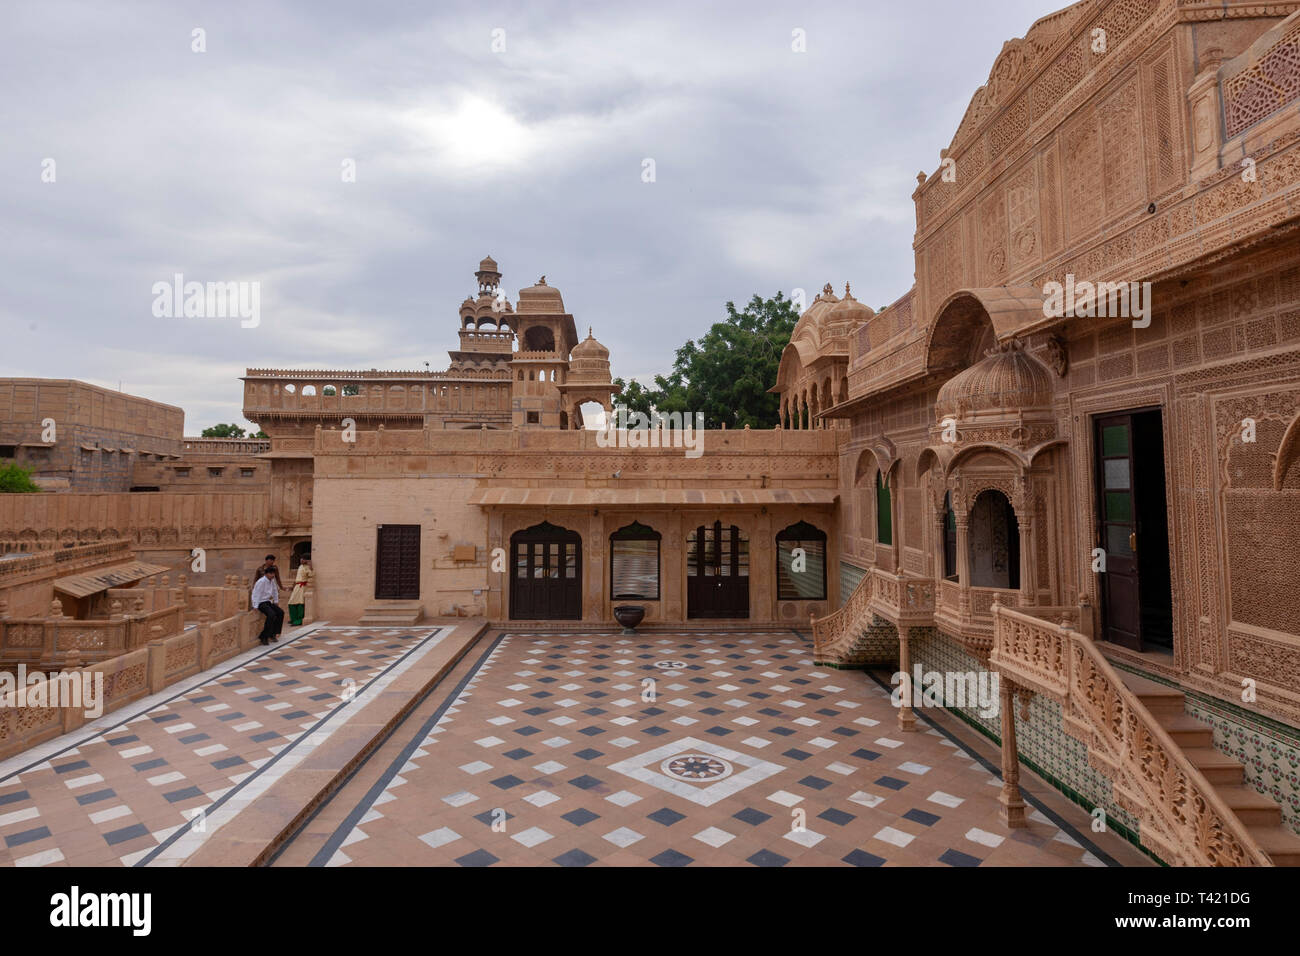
[468, 487, 838, 508]
[53, 560, 170, 599]
[936, 286, 1047, 343]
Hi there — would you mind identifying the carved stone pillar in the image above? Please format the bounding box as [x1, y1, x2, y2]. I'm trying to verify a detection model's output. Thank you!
[935, 512, 946, 581]
[955, 511, 971, 609]
[1188, 49, 1225, 183]
[997, 675, 1028, 828]
[897, 626, 917, 733]
[1018, 512, 1036, 607]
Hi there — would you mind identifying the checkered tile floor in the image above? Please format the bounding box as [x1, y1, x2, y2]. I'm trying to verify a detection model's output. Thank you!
[291, 630, 1150, 867]
[0, 625, 442, 867]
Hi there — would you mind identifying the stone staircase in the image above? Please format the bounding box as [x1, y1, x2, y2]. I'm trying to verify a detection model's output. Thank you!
[1119, 671, 1300, 866]
[357, 600, 423, 627]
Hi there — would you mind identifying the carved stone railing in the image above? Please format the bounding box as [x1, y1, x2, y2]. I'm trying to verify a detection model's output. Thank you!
[126, 605, 186, 651]
[0, 540, 135, 584]
[811, 570, 876, 661]
[180, 438, 271, 456]
[868, 568, 934, 626]
[1220, 10, 1300, 140]
[242, 369, 512, 418]
[970, 586, 1017, 617]
[810, 569, 934, 665]
[0, 607, 262, 762]
[0, 615, 184, 667]
[934, 584, 1019, 661]
[990, 604, 1273, 867]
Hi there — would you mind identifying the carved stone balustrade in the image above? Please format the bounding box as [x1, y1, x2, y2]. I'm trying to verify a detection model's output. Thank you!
[990, 603, 1273, 867]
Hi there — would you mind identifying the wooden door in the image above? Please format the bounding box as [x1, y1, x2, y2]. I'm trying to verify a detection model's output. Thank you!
[687, 521, 750, 618]
[510, 522, 582, 619]
[375, 524, 420, 600]
[1095, 414, 1142, 649]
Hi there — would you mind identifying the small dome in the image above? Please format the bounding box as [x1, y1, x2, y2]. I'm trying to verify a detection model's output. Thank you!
[793, 282, 872, 353]
[568, 327, 612, 383]
[517, 276, 566, 314]
[935, 341, 1054, 419]
[571, 328, 609, 359]
[822, 284, 873, 333]
[478, 255, 499, 273]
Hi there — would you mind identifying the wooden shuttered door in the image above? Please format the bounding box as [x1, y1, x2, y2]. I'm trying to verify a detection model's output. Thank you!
[375, 524, 421, 600]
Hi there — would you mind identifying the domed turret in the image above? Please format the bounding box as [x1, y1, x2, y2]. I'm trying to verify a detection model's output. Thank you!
[475, 255, 502, 296]
[517, 275, 566, 314]
[568, 328, 612, 383]
[793, 283, 873, 353]
[935, 340, 1055, 420]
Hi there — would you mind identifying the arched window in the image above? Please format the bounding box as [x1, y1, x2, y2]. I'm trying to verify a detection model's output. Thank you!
[776, 521, 827, 600]
[523, 326, 555, 352]
[610, 522, 660, 600]
[943, 491, 957, 580]
[875, 470, 892, 546]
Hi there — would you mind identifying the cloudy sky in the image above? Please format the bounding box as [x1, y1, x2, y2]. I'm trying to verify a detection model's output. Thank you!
[1, 0, 1056, 432]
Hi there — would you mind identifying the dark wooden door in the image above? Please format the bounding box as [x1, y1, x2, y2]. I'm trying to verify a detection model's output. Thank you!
[1095, 414, 1142, 649]
[375, 524, 420, 600]
[687, 521, 750, 618]
[510, 522, 581, 620]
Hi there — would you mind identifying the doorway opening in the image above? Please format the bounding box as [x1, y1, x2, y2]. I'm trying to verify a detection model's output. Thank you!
[968, 490, 1019, 589]
[1094, 408, 1173, 652]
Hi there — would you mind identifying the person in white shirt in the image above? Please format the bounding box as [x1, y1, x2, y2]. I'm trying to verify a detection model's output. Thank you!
[251, 568, 283, 644]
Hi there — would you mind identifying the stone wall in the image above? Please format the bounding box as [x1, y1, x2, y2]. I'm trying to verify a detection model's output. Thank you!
[0, 379, 184, 491]
[311, 426, 842, 622]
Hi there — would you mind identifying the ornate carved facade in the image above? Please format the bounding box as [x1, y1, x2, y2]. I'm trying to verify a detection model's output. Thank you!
[811, 0, 1300, 864]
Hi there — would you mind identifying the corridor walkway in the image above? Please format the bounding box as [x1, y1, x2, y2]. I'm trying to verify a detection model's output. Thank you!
[0, 624, 454, 866]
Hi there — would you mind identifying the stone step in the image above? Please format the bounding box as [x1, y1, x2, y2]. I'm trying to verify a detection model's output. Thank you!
[358, 601, 423, 626]
[182, 618, 489, 866]
[1117, 671, 1186, 716]
[1116, 670, 1300, 864]
[1247, 823, 1300, 866]
[1214, 784, 1284, 828]
[1155, 713, 1214, 749]
[1182, 747, 1245, 786]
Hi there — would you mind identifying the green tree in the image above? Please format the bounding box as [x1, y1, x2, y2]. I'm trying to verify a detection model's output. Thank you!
[0, 463, 42, 493]
[201, 423, 247, 438]
[612, 292, 798, 429]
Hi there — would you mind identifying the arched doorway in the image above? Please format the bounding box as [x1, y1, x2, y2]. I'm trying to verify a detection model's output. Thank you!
[510, 522, 582, 619]
[687, 521, 749, 618]
[968, 490, 1019, 589]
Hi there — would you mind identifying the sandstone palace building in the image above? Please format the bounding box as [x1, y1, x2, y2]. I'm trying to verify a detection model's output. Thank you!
[3, 0, 1300, 867]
